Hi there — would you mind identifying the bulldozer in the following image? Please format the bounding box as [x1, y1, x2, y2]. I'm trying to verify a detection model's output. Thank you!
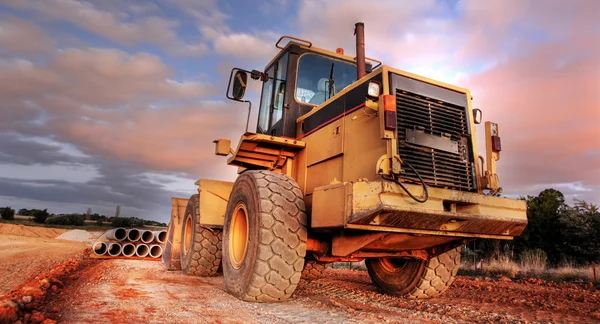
[162, 23, 527, 302]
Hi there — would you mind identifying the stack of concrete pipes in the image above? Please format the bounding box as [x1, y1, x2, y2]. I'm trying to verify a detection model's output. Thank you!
[92, 228, 166, 259]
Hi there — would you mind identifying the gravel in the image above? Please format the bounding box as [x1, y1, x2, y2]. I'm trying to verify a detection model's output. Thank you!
[55, 230, 93, 243]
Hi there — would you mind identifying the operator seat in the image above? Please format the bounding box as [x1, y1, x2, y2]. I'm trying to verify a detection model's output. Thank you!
[309, 78, 331, 105]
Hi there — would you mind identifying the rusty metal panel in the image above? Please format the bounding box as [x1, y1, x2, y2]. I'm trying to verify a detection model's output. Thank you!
[196, 179, 234, 227]
[342, 108, 387, 182]
[305, 157, 343, 194]
[342, 180, 527, 239]
[162, 197, 189, 271]
[311, 182, 348, 228]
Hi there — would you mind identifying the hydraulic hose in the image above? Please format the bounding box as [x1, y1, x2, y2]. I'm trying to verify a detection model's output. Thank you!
[382, 161, 429, 203]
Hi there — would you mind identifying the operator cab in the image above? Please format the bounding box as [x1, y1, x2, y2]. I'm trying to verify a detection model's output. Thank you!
[227, 37, 372, 138]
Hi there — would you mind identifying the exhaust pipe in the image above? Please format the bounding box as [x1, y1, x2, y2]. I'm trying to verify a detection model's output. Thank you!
[149, 244, 163, 258]
[127, 228, 141, 242]
[108, 243, 122, 257]
[106, 228, 127, 241]
[136, 244, 149, 257]
[355, 22, 366, 80]
[92, 242, 107, 255]
[121, 243, 136, 257]
[153, 230, 167, 244]
[141, 230, 155, 244]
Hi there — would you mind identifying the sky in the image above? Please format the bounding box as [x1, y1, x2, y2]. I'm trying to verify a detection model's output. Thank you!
[0, 0, 598, 222]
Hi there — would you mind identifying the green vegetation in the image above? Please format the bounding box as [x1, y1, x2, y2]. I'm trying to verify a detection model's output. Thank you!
[31, 209, 50, 224]
[461, 188, 599, 281]
[46, 214, 85, 226]
[0, 207, 15, 220]
[1, 206, 167, 230]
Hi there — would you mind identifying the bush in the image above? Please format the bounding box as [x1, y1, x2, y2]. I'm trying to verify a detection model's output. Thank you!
[32, 209, 50, 223]
[96, 219, 103, 226]
[0, 207, 15, 220]
[520, 249, 547, 276]
[46, 214, 85, 226]
[111, 217, 144, 228]
[17, 208, 31, 216]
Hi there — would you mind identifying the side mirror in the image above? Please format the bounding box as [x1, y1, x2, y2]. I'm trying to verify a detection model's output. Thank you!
[232, 71, 248, 100]
[473, 108, 482, 124]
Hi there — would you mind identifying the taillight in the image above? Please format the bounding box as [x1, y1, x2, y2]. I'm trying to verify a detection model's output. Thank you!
[491, 135, 502, 152]
[383, 94, 396, 130]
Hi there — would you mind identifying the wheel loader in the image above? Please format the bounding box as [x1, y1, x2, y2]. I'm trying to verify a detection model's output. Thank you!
[162, 23, 528, 302]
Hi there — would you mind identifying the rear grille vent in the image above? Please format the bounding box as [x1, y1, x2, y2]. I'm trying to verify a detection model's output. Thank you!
[396, 90, 475, 191]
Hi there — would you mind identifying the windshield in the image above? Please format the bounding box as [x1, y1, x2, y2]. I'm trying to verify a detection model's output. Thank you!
[295, 54, 357, 105]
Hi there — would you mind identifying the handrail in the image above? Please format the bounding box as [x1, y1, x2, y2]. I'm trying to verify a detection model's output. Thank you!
[276, 36, 312, 49]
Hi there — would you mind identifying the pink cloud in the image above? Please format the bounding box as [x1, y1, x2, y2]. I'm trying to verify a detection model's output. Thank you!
[0, 16, 53, 55]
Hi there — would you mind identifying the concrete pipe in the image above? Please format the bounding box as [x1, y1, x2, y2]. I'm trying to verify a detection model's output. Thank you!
[141, 230, 155, 244]
[122, 243, 136, 257]
[153, 230, 167, 244]
[108, 243, 122, 257]
[136, 244, 149, 257]
[149, 244, 163, 258]
[105, 228, 127, 241]
[92, 242, 108, 255]
[127, 228, 141, 242]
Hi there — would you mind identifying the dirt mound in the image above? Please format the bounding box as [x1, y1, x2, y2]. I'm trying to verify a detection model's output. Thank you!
[55, 230, 93, 243]
[0, 224, 67, 238]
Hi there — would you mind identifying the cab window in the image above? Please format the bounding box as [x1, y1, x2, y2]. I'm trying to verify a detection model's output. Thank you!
[257, 66, 274, 133]
[295, 54, 357, 105]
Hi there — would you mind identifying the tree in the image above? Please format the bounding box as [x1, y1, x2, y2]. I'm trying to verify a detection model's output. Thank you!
[17, 208, 31, 216]
[32, 209, 50, 224]
[1, 207, 15, 220]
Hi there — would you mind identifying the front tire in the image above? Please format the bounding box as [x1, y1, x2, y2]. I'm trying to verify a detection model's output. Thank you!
[180, 194, 222, 276]
[223, 171, 307, 302]
[366, 247, 461, 299]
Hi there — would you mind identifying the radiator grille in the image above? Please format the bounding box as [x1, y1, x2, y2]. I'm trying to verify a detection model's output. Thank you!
[396, 90, 475, 191]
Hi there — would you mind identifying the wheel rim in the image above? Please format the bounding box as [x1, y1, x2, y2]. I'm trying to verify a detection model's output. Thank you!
[229, 202, 249, 269]
[380, 258, 410, 273]
[183, 214, 192, 254]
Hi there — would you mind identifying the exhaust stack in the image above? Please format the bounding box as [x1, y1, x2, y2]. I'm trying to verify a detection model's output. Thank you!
[355, 22, 366, 80]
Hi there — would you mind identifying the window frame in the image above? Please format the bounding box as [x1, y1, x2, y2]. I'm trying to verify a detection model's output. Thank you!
[293, 52, 358, 107]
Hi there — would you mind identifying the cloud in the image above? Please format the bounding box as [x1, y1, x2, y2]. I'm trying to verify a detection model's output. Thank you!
[0, 15, 53, 55]
[2, 0, 208, 56]
[212, 32, 279, 61]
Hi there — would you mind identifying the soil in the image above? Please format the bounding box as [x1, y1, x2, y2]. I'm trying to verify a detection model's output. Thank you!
[1, 224, 598, 323]
[44, 260, 598, 324]
[0, 233, 86, 295]
[0, 224, 67, 238]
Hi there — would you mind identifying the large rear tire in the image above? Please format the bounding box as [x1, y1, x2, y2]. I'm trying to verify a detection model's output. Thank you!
[180, 194, 222, 276]
[223, 170, 307, 302]
[366, 247, 461, 299]
[302, 260, 329, 281]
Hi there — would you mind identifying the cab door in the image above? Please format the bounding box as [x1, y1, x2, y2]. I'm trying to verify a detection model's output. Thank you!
[256, 53, 289, 136]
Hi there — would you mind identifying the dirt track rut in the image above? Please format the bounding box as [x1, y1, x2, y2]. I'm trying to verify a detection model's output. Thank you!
[44, 259, 600, 324]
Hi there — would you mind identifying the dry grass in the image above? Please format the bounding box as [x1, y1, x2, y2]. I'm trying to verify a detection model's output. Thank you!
[548, 264, 594, 282]
[519, 249, 548, 277]
[459, 250, 597, 282]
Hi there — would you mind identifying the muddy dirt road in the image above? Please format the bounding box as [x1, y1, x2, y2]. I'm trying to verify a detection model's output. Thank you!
[0, 234, 85, 294]
[44, 259, 599, 324]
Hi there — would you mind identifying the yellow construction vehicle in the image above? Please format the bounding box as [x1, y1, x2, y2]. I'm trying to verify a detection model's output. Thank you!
[162, 23, 527, 302]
